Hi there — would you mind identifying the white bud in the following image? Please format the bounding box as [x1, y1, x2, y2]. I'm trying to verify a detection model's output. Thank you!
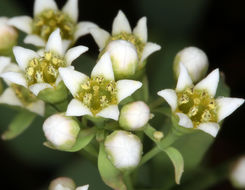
[230, 156, 245, 189]
[49, 177, 76, 190]
[104, 130, 142, 170]
[43, 113, 80, 150]
[106, 40, 138, 79]
[174, 46, 209, 82]
[119, 101, 150, 131]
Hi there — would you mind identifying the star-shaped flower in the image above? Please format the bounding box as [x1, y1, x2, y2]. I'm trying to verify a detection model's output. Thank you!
[157, 63, 244, 137]
[59, 53, 142, 120]
[8, 0, 97, 47]
[1, 29, 88, 97]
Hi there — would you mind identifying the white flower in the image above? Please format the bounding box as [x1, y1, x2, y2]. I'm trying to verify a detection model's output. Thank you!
[49, 177, 89, 190]
[173, 46, 209, 82]
[1, 29, 88, 96]
[0, 56, 45, 116]
[119, 101, 150, 130]
[157, 63, 244, 137]
[230, 156, 245, 189]
[8, 0, 98, 47]
[43, 113, 80, 149]
[59, 53, 142, 120]
[104, 130, 142, 170]
[90, 10, 161, 78]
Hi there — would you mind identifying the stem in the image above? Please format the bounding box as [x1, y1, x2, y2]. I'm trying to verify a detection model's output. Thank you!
[139, 147, 161, 166]
[149, 97, 164, 109]
[124, 172, 134, 190]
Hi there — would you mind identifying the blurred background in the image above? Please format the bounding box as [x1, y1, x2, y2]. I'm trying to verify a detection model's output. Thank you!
[0, 0, 244, 189]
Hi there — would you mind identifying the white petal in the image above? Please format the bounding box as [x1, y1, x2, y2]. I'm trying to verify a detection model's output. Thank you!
[0, 88, 22, 107]
[133, 17, 147, 43]
[29, 83, 53, 96]
[0, 57, 11, 74]
[24, 35, 45, 47]
[66, 99, 92, 116]
[46, 29, 63, 56]
[96, 105, 119, 120]
[74, 21, 98, 40]
[91, 53, 114, 80]
[197, 122, 220, 137]
[112, 10, 131, 35]
[216, 97, 244, 122]
[26, 100, 45, 116]
[176, 113, 193, 128]
[7, 16, 32, 34]
[62, 0, 78, 22]
[90, 27, 110, 50]
[116, 80, 142, 103]
[176, 63, 193, 92]
[140, 42, 161, 62]
[65, 45, 88, 65]
[76, 185, 89, 190]
[157, 89, 177, 111]
[13, 46, 39, 70]
[59, 67, 88, 96]
[34, 0, 58, 16]
[194, 69, 219, 97]
[1, 72, 27, 87]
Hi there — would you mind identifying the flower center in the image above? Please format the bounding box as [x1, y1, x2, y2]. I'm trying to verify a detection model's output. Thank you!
[25, 51, 66, 86]
[108, 32, 145, 59]
[32, 9, 75, 41]
[11, 84, 38, 105]
[176, 87, 218, 128]
[76, 76, 118, 115]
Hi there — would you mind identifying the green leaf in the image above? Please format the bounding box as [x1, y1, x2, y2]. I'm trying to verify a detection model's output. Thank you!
[1, 110, 36, 140]
[98, 143, 127, 190]
[164, 147, 184, 184]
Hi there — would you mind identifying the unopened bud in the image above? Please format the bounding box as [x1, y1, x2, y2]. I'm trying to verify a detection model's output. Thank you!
[119, 101, 150, 131]
[49, 177, 76, 190]
[153, 131, 164, 141]
[174, 46, 208, 82]
[106, 40, 138, 79]
[230, 156, 245, 189]
[105, 130, 142, 170]
[43, 113, 80, 150]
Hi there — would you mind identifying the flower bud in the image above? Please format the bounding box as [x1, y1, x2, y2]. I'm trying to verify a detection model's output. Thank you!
[230, 156, 245, 189]
[173, 46, 208, 82]
[0, 17, 18, 55]
[43, 113, 80, 150]
[119, 101, 150, 131]
[104, 130, 142, 170]
[105, 40, 138, 79]
[49, 177, 76, 190]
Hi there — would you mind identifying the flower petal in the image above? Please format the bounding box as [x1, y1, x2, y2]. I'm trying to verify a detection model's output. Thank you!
[0, 88, 22, 107]
[176, 63, 193, 92]
[76, 185, 89, 190]
[66, 99, 92, 116]
[46, 29, 63, 56]
[194, 69, 219, 97]
[59, 67, 89, 96]
[13, 46, 39, 70]
[74, 21, 98, 40]
[157, 89, 177, 111]
[34, 0, 58, 16]
[62, 0, 78, 22]
[112, 10, 131, 35]
[24, 35, 45, 47]
[140, 42, 161, 63]
[1, 72, 27, 87]
[29, 83, 53, 96]
[90, 27, 110, 50]
[216, 97, 244, 122]
[176, 113, 193, 128]
[133, 17, 147, 43]
[0, 56, 11, 74]
[62, 40, 72, 52]
[7, 16, 32, 34]
[26, 100, 45, 116]
[91, 52, 114, 80]
[96, 105, 119, 120]
[116, 80, 142, 103]
[65, 45, 88, 65]
[197, 122, 220, 137]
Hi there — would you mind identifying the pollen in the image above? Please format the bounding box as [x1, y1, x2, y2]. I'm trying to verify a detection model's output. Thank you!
[176, 88, 218, 128]
[76, 76, 118, 115]
[32, 9, 75, 41]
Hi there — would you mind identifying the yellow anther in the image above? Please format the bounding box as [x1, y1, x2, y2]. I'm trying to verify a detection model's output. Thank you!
[35, 19, 44, 27]
[81, 81, 90, 90]
[64, 24, 71, 31]
[194, 98, 200, 105]
[35, 71, 43, 83]
[44, 10, 53, 19]
[29, 59, 39, 67]
[26, 67, 34, 76]
[52, 57, 59, 65]
[179, 94, 189, 104]
[49, 19, 56, 26]
[83, 93, 92, 105]
[93, 86, 99, 91]
[186, 88, 194, 94]
[188, 106, 199, 117]
[96, 76, 104, 83]
[201, 110, 211, 122]
[45, 52, 52, 61]
[208, 100, 216, 109]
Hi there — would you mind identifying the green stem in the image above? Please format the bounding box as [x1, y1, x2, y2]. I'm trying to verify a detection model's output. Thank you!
[124, 172, 134, 190]
[149, 97, 164, 109]
[139, 146, 161, 166]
